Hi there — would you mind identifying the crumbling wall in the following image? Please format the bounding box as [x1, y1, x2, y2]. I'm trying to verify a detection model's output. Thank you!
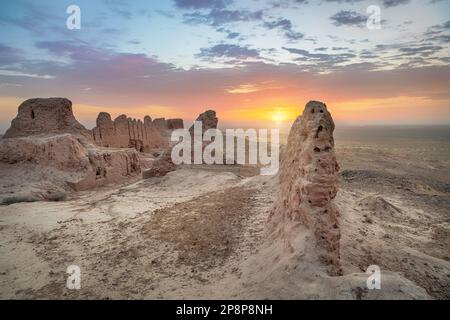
[92, 113, 169, 153]
[153, 118, 169, 136]
[0, 134, 141, 192]
[187, 110, 219, 163]
[189, 110, 218, 133]
[70, 146, 141, 191]
[4, 98, 92, 140]
[167, 118, 184, 130]
[268, 101, 341, 274]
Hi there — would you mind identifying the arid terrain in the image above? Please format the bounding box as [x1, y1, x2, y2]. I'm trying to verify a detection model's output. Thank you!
[1, 0, 449, 303]
[1, 125, 448, 299]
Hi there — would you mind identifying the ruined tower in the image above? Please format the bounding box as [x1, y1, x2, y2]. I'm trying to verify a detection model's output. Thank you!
[268, 101, 341, 274]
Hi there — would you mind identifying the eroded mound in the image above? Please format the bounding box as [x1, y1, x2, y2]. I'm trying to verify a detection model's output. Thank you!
[358, 195, 402, 216]
[4, 98, 91, 140]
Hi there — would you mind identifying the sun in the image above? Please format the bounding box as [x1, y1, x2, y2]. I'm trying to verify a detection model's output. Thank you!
[271, 109, 288, 123]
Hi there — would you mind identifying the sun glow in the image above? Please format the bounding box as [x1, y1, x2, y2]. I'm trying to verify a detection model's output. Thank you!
[271, 109, 288, 123]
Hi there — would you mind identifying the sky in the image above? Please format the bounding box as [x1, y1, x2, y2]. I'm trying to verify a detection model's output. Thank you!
[0, 0, 449, 132]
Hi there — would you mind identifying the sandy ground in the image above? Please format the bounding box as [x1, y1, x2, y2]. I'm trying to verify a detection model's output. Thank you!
[0, 138, 449, 299]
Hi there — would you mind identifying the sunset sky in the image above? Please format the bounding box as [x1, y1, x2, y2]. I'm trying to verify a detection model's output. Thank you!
[0, 0, 449, 132]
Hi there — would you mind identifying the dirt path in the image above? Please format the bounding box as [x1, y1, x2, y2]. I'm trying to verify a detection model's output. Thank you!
[1, 169, 272, 299]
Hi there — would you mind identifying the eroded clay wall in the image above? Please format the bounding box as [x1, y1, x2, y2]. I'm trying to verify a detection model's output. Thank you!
[92, 113, 170, 152]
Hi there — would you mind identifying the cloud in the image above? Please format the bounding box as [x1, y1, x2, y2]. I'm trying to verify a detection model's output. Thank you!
[269, 0, 308, 9]
[227, 32, 240, 39]
[323, 0, 364, 3]
[263, 18, 304, 41]
[382, 0, 410, 7]
[282, 46, 357, 69]
[100, 27, 122, 34]
[0, 45, 23, 66]
[359, 50, 380, 59]
[325, 0, 410, 8]
[225, 82, 281, 94]
[329, 10, 367, 27]
[114, 9, 132, 19]
[429, 35, 450, 43]
[324, 0, 410, 6]
[155, 10, 176, 18]
[105, 0, 133, 19]
[1, 41, 449, 127]
[0, 70, 55, 79]
[35, 41, 108, 62]
[398, 45, 443, 57]
[174, 0, 232, 9]
[285, 30, 304, 40]
[216, 27, 241, 39]
[196, 44, 260, 61]
[0, 1, 58, 34]
[183, 9, 263, 26]
[432, 20, 450, 30]
[425, 21, 450, 43]
[264, 18, 293, 31]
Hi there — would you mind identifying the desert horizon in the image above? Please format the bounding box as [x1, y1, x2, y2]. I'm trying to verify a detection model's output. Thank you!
[3, 102, 450, 138]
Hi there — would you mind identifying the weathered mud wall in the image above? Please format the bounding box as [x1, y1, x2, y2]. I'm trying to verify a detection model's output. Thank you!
[0, 134, 141, 191]
[268, 101, 341, 274]
[92, 113, 169, 152]
[4, 98, 92, 140]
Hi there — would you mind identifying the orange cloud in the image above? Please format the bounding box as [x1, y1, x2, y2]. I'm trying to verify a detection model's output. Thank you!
[331, 96, 450, 124]
[225, 82, 283, 94]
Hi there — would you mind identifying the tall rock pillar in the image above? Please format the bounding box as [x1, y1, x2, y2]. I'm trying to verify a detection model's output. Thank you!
[268, 101, 341, 274]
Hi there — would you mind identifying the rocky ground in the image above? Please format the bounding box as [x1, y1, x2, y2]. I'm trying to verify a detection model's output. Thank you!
[0, 137, 449, 299]
[336, 137, 450, 299]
